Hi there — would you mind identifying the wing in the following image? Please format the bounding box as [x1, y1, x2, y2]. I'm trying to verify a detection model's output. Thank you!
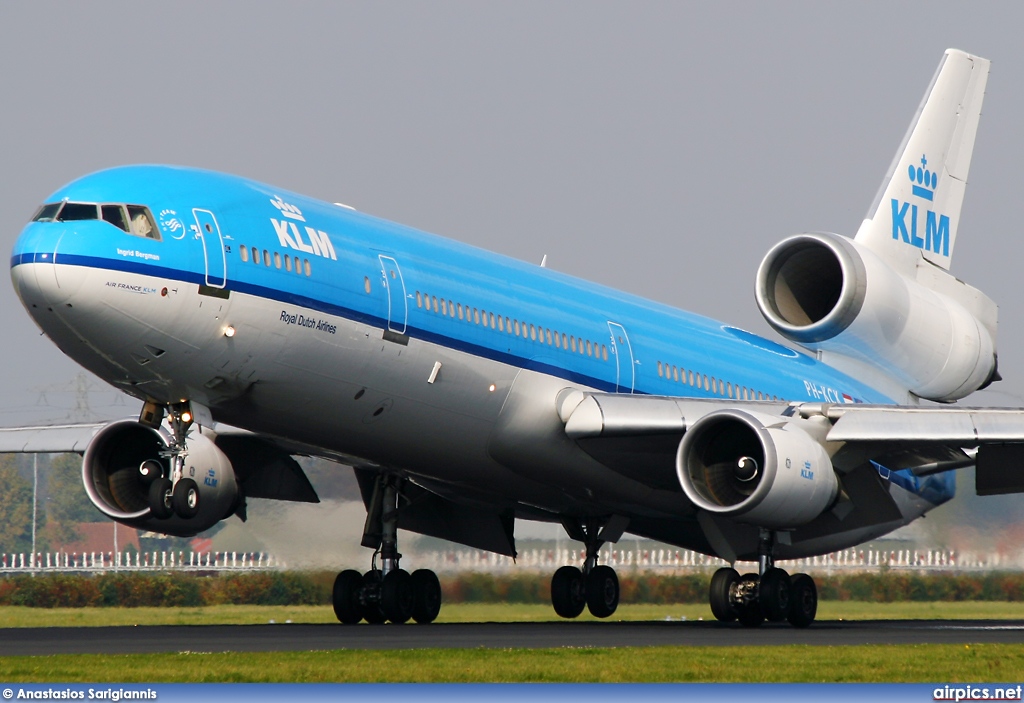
[560, 392, 1024, 494]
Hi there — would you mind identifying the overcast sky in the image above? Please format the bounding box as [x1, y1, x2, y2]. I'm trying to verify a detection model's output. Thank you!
[3, 1, 1024, 417]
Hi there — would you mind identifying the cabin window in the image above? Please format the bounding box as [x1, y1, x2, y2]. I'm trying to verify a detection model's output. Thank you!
[474, 309, 480, 324]
[101, 205, 129, 232]
[263, 250, 271, 267]
[489, 312, 495, 329]
[601, 344, 608, 361]
[239, 245, 249, 263]
[514, 320, 521, 336]
[585, 340, 592, 356]
[304, 259, 311, 276]
[285, 254, 292, 272]
[252, 247, 261, 265]
[273, 252, 282, 269]
[457, 303, 463, 320]
[498, 316, 504, 332]
[364, 276, 371, 293]
[554, 332, 560, 348]
[31, 203, 62, 222]
[657, 361, 663, 377]
[416, 292, 422, 308]
[432, 296, 438, 313]
[441, 299, 448, 316]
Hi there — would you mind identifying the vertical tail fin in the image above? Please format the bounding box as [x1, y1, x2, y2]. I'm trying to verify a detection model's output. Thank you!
[854, 49, 989, 272]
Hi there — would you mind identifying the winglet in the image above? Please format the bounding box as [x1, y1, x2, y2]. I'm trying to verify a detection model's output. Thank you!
[854, 49, 990, 272]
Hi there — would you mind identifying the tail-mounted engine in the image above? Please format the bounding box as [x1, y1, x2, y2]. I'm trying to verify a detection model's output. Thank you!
[82, 419, 240, 537]
[677, 409, 838, 529]
[755, 232, 997, 402]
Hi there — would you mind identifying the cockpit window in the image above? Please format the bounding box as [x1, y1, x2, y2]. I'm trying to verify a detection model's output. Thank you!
[56, 203, 99, 221]
[127, 206, 159, 240]
[101, 205, 129, 233]
[31, 203, 62, 222]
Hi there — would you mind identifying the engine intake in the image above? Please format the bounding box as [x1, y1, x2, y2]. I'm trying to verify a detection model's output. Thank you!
[677, 409, 838, 529]
[755, 232, 996, 401]
[82, 419, 239, 537]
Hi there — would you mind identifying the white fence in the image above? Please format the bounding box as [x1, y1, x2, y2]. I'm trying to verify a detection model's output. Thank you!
[416, 547, 1023, 573]
[0, 551, 282, 574]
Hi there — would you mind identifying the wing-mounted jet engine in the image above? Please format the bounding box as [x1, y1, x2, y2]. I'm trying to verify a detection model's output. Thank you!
[677, 408, 839, 529]
[82, 419, 240, 537]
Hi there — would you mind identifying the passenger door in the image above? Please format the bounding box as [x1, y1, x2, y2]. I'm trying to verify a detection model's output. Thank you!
[192, 209, 226, 288]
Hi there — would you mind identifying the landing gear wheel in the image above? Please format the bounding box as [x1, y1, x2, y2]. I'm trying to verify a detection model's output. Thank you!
[148, 478, 173, 519]
[360, 571, 386, 624]
[736, 573, 764, 628]
[787, 573, 817, 628]
[551, 565, 586, 619]
[410, 569, 442, 624]
[585, 565, 619, 618]
[709, 567, 740, 622]
[381, 568, 414, 624]
[172, 478, 200, 519]
[759, 567, 791, 622]
[332, 570, 363, 624]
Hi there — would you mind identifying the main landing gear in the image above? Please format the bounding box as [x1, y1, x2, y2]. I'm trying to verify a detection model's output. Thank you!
[139, 402, 201, 521]
[550, 517, 626, 619]
[332, 475, 442, 625]
[708, 529, 817, 628]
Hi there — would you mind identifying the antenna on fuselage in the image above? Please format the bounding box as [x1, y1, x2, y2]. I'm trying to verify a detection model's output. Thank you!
[540, 254, 548, 268]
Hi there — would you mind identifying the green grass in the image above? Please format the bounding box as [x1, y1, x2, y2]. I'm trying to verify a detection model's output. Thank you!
[1, 602, 1023, 683]
[2, 601, 1024, 628]
[0, 644, 1021, 683]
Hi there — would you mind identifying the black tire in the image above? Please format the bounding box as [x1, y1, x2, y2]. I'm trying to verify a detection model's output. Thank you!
[410, 569, 442, 624]
[736, 573, 764, 628]
[551, 565, 586, 619]
[585, 565, 619, 618]
[172, 478, 200, 519]
[758, 567, 791, 622]
[148, 478, 173, 519]
[787, 573, 817, 628]
[361, 571, 386, 624]
[381, 568, 414, 624]
[332, 570, 363, 624]
[709, 567, 740, 622]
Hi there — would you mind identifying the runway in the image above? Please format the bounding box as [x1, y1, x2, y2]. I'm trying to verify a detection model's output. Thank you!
[2, 620, 1024, 656]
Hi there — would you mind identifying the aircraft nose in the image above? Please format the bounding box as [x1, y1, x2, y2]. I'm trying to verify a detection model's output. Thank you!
[10, 226, 73, 309]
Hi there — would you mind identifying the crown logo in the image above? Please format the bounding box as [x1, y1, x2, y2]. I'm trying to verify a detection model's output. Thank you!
[908, 154, 937, 202]
[270, 195, 305, 221]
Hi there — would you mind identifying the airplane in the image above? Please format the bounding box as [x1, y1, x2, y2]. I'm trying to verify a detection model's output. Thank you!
[4, 48, 1021, 628]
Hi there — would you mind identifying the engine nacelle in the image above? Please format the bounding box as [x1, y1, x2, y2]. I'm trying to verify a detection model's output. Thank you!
[677, 409, 838, 529]
[82, 419, 239, 537]
[755, 232, 996, 402]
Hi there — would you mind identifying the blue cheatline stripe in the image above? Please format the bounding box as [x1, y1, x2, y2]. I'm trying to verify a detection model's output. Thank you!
[12, 253, 634, 396]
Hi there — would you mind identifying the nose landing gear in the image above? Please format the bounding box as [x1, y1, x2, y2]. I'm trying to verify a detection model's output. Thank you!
[141, 402, 202, 521]
[708, 529, 818, 628]
[331, 475, 442, 625]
